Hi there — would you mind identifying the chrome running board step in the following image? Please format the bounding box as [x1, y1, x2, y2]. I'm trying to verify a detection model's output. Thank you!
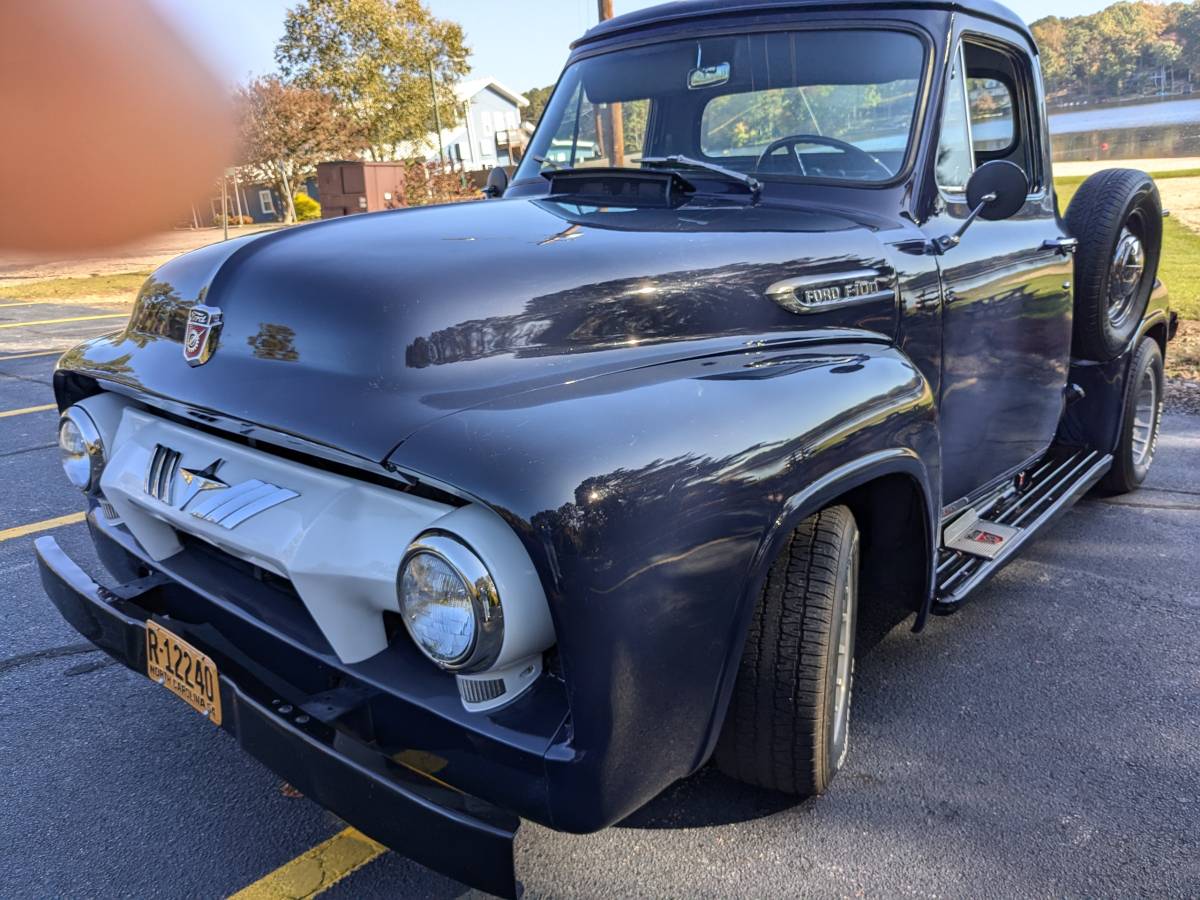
[934, 449, 1112, 613]
[942, 508, 1020, 560]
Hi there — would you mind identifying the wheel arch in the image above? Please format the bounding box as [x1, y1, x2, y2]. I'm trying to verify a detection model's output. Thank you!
[696, 450, 938, 771]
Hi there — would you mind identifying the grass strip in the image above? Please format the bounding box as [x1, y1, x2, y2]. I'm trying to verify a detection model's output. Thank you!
[0, 272, 149, 301]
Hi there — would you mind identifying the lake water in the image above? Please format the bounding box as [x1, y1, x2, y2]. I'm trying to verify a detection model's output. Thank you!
[1047, 98, 1200, 162]
[1050, 98, 1200, 134]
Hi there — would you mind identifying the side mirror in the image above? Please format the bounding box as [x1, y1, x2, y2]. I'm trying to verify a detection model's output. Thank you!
[967, 160, 1029, 221]
[935, 160, 1030, 253]
[483, 167, 509, 199]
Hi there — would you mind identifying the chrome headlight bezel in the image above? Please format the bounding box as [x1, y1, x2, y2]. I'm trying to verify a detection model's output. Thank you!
[58, 406, 106, 493]
[398, 533, 504, 673]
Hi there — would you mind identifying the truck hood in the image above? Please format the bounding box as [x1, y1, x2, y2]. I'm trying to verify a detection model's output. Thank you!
[64, 197, 901, 463]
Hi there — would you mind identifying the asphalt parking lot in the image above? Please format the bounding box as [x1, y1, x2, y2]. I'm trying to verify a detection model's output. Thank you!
[1, 298, 1198, 898]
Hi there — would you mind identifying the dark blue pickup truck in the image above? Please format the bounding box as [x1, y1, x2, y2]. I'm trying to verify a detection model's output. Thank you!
[39, 0, 1175, 895]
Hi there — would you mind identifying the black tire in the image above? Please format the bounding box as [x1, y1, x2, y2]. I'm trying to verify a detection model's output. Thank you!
[1102, 337, 1164, 494]
[715, 505, 859, 796]
[1065, 168, 1162, 362]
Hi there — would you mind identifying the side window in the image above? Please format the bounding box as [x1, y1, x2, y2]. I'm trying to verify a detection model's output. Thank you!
[968, 77, 1015, 152]
[935, 47, 973, 193]
[962, 38, 1042, 191]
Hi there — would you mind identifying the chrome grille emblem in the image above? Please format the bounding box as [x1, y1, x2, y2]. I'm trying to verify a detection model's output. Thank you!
[145, 445, 182, 504]
[144, 444, 298, 529]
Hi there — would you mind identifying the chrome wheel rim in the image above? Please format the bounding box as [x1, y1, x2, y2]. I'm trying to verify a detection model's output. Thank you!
[1131, 365, 1158, 468]
[830, 535, 858, 757]
[1108, 226, 1146, 329]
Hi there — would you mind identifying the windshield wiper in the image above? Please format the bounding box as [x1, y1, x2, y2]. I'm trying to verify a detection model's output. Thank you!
[641, 155, 762, 202]
[533, 154, 571, 174]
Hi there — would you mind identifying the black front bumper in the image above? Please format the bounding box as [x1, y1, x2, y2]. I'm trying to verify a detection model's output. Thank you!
[35, 535, 521, 899]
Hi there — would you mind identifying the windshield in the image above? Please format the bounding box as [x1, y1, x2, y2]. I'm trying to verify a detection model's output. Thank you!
[516, 29, 928, 187]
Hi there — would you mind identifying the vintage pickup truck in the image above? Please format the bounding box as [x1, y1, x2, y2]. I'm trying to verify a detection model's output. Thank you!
[38, 0, 1175, 895]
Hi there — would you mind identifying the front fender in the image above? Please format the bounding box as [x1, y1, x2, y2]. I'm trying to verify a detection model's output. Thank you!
[389, 338, 938, 831]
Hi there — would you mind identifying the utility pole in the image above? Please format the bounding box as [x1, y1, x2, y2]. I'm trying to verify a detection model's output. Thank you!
[232, 169, 245, 226]
[429, 59, 446, 172]
[597, 0, 625, 166]
[278, 161, 297, 224]
[220, 173, 229, 241]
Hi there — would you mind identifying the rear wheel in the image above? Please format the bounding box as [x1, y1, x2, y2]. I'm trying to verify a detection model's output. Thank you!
[1102, 337, 1164, 494]
[715, 505, 859, 796]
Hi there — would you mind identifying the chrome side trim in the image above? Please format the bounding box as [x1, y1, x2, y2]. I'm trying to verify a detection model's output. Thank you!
[766, 269, 896, 313]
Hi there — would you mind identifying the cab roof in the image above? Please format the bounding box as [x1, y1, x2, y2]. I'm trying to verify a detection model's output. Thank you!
[573, 0, 1032, 48]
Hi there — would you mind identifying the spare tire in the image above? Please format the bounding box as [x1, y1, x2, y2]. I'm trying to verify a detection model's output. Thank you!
[1064, 168, 1162, 362]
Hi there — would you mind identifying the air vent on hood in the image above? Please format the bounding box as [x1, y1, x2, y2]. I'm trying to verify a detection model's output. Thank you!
[547, 168, 693, 207]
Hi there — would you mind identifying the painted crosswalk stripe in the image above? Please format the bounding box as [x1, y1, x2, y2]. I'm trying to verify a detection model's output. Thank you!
[0, 512, 86, 544]
[228, 827, 387, 900]
[0, 313, 126, 329]
[0, 403, 56, 419]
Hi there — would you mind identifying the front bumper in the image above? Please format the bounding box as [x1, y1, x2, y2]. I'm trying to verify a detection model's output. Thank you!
[35, 534, 522, 898]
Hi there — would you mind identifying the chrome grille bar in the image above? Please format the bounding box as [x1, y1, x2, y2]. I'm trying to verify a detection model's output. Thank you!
[144, 445, 180, 504]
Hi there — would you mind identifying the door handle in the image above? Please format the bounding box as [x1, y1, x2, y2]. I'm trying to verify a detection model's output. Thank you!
[1042, 237, 1079, 256]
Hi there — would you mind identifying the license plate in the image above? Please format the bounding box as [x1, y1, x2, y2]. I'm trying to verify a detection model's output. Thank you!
[145, 620, 222, 726]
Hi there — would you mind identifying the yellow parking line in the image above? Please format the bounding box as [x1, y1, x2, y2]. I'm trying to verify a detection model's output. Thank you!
[0, 512, 86, 544]
[0, 313, 125, 329]
[0, 349, 67, 362]
[228, 828, 387, 900]
[0, 403, 55, 419]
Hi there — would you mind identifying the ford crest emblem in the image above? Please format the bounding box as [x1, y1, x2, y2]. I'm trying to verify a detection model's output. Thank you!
[183, 305, 223, 367]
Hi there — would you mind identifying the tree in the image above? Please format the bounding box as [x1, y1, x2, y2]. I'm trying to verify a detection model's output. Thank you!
[523, 84, 556, 126]
[1032, 16, 1072, 95]
[1032, 2, 1197, 102]
[1177, 1, 1200, 73]
[276, 0, 469, 161]
[234, 76, 365, 222]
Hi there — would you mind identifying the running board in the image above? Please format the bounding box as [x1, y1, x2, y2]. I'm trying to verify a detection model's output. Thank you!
[934, 450, 1112, 613]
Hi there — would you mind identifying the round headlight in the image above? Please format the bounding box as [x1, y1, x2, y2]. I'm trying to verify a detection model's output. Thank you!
[398, 534, 502, 672]
[58, 406, 105, 493]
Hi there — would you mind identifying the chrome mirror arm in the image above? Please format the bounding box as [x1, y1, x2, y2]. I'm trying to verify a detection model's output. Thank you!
[933, 192, 997, 255]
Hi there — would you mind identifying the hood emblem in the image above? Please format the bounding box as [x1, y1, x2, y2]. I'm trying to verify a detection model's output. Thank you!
[144, 444, 298, 529]
[184, 305, 223, 367]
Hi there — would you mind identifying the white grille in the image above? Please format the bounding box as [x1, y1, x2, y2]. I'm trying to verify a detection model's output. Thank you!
[458, 677, 506, 705]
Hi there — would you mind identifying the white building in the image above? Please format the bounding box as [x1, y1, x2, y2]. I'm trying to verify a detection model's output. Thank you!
[413, 77, 531, 171]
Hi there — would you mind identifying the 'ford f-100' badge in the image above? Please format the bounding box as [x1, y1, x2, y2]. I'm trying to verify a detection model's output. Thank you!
[765, 269, 895, 314]
[183, 305, 223, 367]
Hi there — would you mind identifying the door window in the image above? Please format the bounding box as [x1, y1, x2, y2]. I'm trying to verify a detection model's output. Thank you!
[935, 46, 973, 193]
[968, 77, 1015, 152]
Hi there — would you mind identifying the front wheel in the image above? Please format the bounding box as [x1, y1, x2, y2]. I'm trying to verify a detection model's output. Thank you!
[1102, 337, 1164, 494]
[715, 505, 860, 796]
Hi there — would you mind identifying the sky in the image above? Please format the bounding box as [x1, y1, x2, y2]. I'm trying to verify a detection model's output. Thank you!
[149, 0, 1147, 94]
